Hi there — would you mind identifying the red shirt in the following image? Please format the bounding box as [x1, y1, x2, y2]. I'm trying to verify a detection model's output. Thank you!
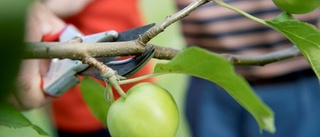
[51, 0, 154, 133]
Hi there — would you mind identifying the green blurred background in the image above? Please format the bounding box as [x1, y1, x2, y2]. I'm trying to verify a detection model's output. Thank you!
[0, 0, 190, 136]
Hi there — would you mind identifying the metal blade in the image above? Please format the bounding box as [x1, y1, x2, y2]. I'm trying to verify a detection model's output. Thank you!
[116, 23, 155, 42]
[107, 46, 155, 77]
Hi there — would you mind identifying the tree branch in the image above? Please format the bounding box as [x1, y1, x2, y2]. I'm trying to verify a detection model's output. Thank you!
[26, 41, 303, 66]
[25, 41, 180, 60]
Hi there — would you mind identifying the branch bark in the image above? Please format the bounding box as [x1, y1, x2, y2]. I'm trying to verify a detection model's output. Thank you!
[219, 46, 302, 66]
[25, 41, 180, 60]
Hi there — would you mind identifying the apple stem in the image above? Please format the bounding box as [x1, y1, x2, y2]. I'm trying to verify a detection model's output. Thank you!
[105, 84, 114, 103]
[109, 75, 127, 98]
[100, 67, 127, 99]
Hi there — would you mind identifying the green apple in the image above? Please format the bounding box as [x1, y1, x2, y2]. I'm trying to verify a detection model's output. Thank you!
[107, 82, 179, 137]
[272, 0, 320, 14]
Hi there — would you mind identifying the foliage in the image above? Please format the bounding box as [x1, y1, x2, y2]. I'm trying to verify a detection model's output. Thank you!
[0, 0, 28, 101]
[267, 13, 320, 79]
[154, 47, 275, 133]
[0, 103, 49, 136]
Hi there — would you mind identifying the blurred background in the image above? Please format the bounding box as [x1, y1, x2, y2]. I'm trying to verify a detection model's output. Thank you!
[0, 0, 190, 137]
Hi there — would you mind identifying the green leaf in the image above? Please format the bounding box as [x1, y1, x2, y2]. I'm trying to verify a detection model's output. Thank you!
[0, 0, 30, 102]
[0, 103, 49, 136]
[31, 125, 50, 136]
[266, 13, 320, 79]
[0, 104, 31, 128]
[80, 77, 110, 127]
[154, 47, 275, 133]
[271, 12, 296, 23]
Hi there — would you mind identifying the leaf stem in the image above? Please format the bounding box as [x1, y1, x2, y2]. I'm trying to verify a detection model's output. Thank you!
[213, 0, 267, 25]
[119, 73, 165, 85]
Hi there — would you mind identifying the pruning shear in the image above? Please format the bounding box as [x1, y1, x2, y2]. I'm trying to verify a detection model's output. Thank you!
[42, 23, 155, 97]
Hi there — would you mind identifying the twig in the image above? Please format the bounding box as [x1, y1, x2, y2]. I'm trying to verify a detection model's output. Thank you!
[81, 54, 110, 75]
[219, 46, 302, 66]
[137, 0, 211, 44]
[151, 44, 180, 60]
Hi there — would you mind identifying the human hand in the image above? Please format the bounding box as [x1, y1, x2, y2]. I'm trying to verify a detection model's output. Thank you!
[25, 1, 66, 42]
[9, 1, 65, 110]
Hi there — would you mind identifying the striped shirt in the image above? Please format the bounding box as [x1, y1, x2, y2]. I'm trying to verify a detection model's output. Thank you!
[176, 0, 320, 80]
